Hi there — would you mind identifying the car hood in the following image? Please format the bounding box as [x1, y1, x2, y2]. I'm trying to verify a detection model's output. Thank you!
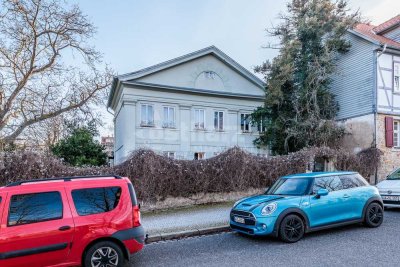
[376, 179, 400, 190]
[234, 194, 297, 211]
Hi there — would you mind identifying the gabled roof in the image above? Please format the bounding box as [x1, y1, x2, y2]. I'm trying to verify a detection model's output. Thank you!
[351, 23, 400, 50]
[350, 16, 400, 50]
[373, 14, 400, 34]
[107, 46, 265, 108]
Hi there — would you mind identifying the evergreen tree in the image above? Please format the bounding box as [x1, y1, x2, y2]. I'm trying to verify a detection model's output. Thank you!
[51, 122, 107, 166]
[252, 0, 359, 154]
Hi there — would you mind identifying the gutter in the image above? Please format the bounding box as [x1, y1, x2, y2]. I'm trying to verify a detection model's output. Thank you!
[373, 44, 387, 184]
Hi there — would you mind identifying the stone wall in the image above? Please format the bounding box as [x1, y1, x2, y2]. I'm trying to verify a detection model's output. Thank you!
[339, 113, 375, 153]
[376, 113, 400, 180]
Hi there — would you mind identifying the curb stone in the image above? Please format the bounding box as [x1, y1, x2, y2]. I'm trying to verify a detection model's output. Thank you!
[145, 225, 231, 244]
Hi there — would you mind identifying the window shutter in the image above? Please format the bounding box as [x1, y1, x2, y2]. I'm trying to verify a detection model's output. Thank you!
[385, 116, 394, 147]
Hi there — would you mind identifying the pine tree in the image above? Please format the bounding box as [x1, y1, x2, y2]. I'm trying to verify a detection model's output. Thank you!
[252, 0, 359, 154]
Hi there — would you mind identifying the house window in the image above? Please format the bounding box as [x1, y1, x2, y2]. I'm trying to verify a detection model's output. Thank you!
[163, 106, 175, 128]
[205, 71, 216, 79]
[240, 114, 251, 132]
[214, 111, 224, 131]
[394, 62, 400, 93]
[194, 152, 205, 160]
[141, 104, 154, 126]
[194, 109, 205, 129]
[258, 118, 267, 133]
[394, 121, 400, 148]
[163, 151, 175, 159]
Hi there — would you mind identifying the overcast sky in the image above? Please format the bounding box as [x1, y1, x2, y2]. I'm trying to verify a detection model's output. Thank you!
[72, 0, 400, 136]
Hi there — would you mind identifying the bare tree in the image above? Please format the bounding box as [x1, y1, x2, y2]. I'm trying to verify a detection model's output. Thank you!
[0, 0, 113, 145]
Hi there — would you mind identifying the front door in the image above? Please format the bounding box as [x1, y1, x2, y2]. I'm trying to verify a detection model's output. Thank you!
[0, 187, 74, 267]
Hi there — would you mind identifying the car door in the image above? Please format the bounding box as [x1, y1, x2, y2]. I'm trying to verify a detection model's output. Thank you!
[307, 176, 349, 227]
[339, 174, 368, 219]
[0, 187, 74, 267]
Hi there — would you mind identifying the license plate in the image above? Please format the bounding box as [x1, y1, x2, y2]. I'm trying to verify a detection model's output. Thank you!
[234, 216, 245, 224]
[382, 195, 400, 201]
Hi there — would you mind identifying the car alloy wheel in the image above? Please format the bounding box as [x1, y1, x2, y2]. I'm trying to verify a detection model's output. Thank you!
[365, 203, 383, 227]
[91, 247, 119, 267]
[279, 214, 305, 243]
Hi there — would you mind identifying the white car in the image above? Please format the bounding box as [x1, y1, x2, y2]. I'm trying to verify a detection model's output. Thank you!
[376, 168, 400, 207]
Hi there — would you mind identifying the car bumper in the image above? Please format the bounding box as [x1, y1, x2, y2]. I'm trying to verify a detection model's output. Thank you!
[380, 194, 400, 207]
[111, 225, 145, 254]
[230, 216, 278, 236]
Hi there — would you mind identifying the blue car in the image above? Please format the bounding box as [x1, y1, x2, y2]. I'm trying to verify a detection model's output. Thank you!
[230, 171, 383, 242]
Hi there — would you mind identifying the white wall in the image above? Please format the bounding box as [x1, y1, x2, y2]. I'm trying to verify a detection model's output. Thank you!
[114, 85, 266, 163]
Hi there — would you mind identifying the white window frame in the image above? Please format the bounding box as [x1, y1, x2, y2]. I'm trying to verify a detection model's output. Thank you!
[140, 104, 154, 127]
[194, 152, 205, 160]
[214, 111, 224, 131]
[240, 113, 251, 133]
[394, 62, 400, 93]
[258, 118, 267, 133]
[394, 120, 400, 148]
[194, 109, 205, 130]
[163, 151, 175, 159]
[163, 106, 175, 128]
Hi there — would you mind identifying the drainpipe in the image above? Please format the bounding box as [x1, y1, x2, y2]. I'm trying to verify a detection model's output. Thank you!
[374, 44, 387, 184]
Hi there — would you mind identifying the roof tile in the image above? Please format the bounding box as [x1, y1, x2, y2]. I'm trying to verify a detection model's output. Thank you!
[353, 22, 400, 50]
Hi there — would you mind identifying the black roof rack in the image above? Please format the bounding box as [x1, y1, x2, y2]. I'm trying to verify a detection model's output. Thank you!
[5, 175, 122, 187]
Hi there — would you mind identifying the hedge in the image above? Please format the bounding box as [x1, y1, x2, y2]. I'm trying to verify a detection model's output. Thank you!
[0, 147, 381, 202]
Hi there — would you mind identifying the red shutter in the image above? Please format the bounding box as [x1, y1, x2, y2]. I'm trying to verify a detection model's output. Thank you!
[385, 116, 394, 147]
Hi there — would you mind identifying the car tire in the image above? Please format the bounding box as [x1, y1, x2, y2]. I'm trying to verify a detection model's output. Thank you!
[364, 202, 384, 228]
[84, 241, 127, 267]
[279, 214, 305, 243]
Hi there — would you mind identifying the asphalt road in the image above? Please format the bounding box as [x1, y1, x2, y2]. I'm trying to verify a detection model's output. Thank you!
[131, 210, 400, 267]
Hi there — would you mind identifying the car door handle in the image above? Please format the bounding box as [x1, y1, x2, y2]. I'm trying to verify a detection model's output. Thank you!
[343, 194, 350, 198]
[58, 226, 71, 231]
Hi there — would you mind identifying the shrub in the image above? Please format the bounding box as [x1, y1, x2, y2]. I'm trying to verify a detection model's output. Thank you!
[0, 147, 381, 202]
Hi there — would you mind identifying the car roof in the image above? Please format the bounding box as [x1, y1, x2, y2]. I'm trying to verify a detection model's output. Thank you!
[282, 171, 358, 179]
[0, 175, 130, 193]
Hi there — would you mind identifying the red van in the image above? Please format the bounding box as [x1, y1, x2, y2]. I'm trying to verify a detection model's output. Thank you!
[0, 175, 144, 267]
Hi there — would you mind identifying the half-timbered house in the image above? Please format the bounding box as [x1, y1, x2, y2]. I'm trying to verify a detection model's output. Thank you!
[331, 15, 400, 181]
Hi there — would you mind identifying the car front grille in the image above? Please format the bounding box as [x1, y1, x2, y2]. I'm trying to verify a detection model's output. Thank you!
[383, 200, 400, 205]
[230, 210, 256, 226]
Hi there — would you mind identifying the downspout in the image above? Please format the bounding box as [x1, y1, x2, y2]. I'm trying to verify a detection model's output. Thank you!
[374, 44, 387, 184]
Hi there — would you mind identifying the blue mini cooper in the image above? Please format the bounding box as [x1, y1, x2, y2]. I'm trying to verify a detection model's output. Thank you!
[230, 171, 383, 242]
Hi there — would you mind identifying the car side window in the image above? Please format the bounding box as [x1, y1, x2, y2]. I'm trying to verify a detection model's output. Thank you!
[8, 192, 63, 226]
[72, 187, 122, 216]
[313, 176, 343, 194]
[340, 174, 369, 189]
[354, 174, 369, 186]
[340, 175, 359, 189]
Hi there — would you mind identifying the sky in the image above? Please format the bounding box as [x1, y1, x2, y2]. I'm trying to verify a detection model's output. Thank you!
[71, 0, 400, 136]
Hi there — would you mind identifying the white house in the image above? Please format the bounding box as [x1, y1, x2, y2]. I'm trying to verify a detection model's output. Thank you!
[107, 46, 268, 164]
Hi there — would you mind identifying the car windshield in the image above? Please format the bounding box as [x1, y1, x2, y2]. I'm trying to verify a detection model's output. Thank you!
[387, 169, 400, 180]
[266, 178, 311, 196]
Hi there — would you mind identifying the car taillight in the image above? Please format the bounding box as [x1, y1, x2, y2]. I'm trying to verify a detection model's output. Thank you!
[133, 205, 141, 227]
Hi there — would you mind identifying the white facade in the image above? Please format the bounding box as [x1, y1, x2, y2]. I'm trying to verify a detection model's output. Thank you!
[108, 46, 268, 164]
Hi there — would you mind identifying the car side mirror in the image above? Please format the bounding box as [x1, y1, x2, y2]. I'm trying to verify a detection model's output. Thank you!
[316, 188, 329, 198]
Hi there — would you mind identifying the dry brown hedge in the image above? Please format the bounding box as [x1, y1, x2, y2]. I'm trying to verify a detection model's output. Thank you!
[0, 147, 381, 202]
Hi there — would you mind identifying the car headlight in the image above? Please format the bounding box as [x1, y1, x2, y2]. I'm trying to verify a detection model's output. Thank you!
[261, 202, 277, 216]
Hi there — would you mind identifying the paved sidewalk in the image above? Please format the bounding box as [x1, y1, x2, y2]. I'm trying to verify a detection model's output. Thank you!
[141, 202, 232, 239]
